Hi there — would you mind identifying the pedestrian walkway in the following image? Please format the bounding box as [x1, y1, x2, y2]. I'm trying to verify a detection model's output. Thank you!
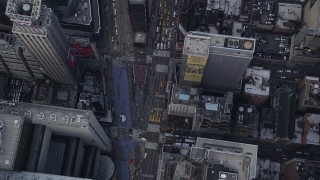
[112, 65, 132, 129]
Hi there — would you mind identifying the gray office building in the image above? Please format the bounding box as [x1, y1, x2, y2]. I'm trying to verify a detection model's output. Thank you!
[0, 32, 44, 79]
[0, 102, 113, 178]
[5, 0, 76, 84]
[180, 32, 255, 91]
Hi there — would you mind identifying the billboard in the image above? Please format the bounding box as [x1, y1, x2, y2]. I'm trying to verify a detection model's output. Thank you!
[184, 55, 208, 82]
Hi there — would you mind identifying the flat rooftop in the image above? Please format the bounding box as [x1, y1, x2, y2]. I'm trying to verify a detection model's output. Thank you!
[278, 3, 302, 21]
[188, 32, 256, 52]
[0, 171, 91, 180]
[195, 137, 258, 179]
[60, 0, 92, 25]
[0, 114, 24, 171]
[0, 102, 92, 128]
[183, 35, 210, 56]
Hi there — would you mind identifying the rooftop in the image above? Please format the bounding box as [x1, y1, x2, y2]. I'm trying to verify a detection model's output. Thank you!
[0, 171, 91, 180]
[183, 34, 210, 56]
[192, 137, 258, 179]
[0, 101, 110, 151]
[11, 5, 54, 36]
[299, 76, 320, 109]
[303, 0, 320, 32]
[60, 0, 92, 25]
[278, 3, 302, 21]
[302, 113, 320, 145]
[188, 32, 256, 52]
[199, 94, 232, 122]
[256, 158, 280, 180]
[5, 0, 42, 26]
[283, 158, 320, 180]
[244, 67, 270, 96]
[133, 32, 147, 44]
[206, 0, 241, 16]
[0, 114, 24, 171]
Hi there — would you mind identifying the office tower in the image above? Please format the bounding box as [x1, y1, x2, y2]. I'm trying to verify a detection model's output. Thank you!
[5, 0, 76, 84]
[298, 76, 320, 112]
[0, 32, 44, 79]
[180, 32, 255, 91]
[289, 0, 320, 64]
[0, 171, 92, 180]
[0, 102, 111, 151]
[0, 102, 113, 177]
[0, 114, 33, 171]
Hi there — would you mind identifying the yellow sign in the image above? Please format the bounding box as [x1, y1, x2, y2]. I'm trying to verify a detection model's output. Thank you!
[184, 55, 207, 82]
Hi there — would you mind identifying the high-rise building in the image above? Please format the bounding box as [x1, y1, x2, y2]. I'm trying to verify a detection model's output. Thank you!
[0, 171, 92, 180]
[0, 114, 33, 171]
[0, 102, 111, 151]
[0, 102, 113, 178]
[0, 32, 44, 79]
[180, 32, 255, 91]
[5, 0, 77, 84]
[289, 0, 320, 64]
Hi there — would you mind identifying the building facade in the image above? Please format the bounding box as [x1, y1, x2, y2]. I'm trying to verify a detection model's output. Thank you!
[0, 32, 44, 79]
[6, 0, 77, 84]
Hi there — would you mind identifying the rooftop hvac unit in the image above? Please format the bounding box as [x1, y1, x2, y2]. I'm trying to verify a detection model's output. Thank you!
[227, 38, 240, 48]
[310, 124, 319, 131]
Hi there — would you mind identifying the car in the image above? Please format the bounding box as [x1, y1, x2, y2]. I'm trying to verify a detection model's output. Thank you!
[277, 70, 284, 73]
[281, 76, 286, 79]
[296, 151, 303, 155]
[275, 148, 282, 152]
[144, 153, 147, 158]
[285, 70, 291, 73]
[303, 152, 310, 156]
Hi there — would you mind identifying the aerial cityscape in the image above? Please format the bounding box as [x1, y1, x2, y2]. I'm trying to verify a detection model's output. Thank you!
[0, 0, 319, 179]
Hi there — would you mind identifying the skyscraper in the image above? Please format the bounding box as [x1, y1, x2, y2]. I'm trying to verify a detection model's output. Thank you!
[180, 32, 255, 91]
[0, 32, 44, 79]
[5, 0, 76, 84]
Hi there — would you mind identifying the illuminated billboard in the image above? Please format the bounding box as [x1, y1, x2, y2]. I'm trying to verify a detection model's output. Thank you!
[184, 55, 208, 82]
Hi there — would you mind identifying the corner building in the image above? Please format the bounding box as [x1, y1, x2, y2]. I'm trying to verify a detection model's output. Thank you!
[6, 0, 76, 84]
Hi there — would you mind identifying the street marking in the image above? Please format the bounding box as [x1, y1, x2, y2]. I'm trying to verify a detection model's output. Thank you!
[145, 142, 158, 149]
[147, 124, 160, 133]
[141, 174, 154, 178]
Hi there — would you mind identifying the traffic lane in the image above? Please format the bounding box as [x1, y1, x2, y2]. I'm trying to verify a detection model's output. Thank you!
[140, 149, 159, 180]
